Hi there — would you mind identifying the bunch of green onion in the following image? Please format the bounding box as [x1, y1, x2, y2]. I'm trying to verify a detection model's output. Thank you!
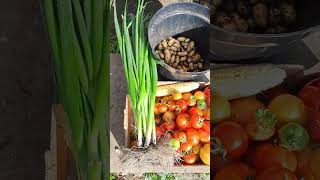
[114, 0, 158, 147]
[42, 0, 110, 179]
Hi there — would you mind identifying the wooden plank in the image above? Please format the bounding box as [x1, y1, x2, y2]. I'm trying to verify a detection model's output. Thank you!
[53, 105, 77, 180]
[123, 82, 210, 173]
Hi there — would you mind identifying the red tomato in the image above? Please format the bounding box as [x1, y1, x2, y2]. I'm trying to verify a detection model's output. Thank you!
[183, 152, 197, 164]
[202, 121, 210, 133]
[161, 119, 176, 131]
[161, 96, 171, 104]
[186, 128, 200, 146]
[244, 109, 277, 141]
[254, 143, 297, 172]
[198, 128, 210, 143]
[156, 126, 164, 140]
[167, 100, 176, 111]
[189, 107, 203, 116]
[182, 92, 193, 101]
[155, 116, 162, 125]
[230, 96, 265, 124]
[190, 115, 204, 129]
[214, 162, 255, 180]
[307, 108, 320, 142]
[206, 96, 210, 107]
[180, 142, 193, 152]
[213, 121, 248, 160]
[183, 92, 197, 106]
[204, 86, 211, 106]
[187, 99, 197, 107]
[295, 147, 315, 180]
[162, 111, 176, 122]
[174, 131, 187, 143]
[299, 77, 320, 110]
[204, 86, 210, 97]
[176, 113, 190, 130]
[203, 108, 210, 120]
[176, 100, 188, 113]
[158, 104, 168, 113]
[244, 120, 275, 141]
[194, 91, 206, 100]
[256, 167, 297, 180]
[154, 103, 161, 115]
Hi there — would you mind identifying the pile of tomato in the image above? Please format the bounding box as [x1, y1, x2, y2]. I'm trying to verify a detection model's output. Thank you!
[154, 86, 210, 165]
[213, 77, 320, 180]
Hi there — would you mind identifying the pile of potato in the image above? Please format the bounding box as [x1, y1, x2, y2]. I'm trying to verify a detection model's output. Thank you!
[156, 37, 205, 72]
[211, 0, 297, 33]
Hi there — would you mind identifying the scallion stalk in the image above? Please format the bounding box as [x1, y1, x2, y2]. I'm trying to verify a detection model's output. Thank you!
[42, 0, 111, 179]
[114, 0, 158, 147]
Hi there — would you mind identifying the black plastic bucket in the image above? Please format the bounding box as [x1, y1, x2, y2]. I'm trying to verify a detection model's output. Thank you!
[209, 0, 320, 61]
[148, 3, 210, 81]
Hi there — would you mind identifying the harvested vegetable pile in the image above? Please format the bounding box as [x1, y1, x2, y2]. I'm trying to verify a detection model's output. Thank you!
[156, 37, 205, 72]
[146, 85, 211, 165]
[213, 73, 320, 180]
[42, 0, 110, 179]
[211, 0, 297, 33]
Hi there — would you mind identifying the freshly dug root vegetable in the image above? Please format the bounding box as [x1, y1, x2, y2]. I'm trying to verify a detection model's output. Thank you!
[223, 21, 237, 31]
[156, 37, 205, 72]
[237, 0, 249, 17]
[211, 65, 286, 100]
[230, 12, 249, 32]
[280, 2, 296, 25]
[212, 0, 222, 7]
[215, 11, 231, 26]
[253, 3, 268, 28]
[234, 17, 249, 32]
[211, 0, 296, 34]
[269, 8, 282, 26]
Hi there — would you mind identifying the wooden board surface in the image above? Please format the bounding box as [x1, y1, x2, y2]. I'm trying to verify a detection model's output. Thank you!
[52, 105, 77, 180]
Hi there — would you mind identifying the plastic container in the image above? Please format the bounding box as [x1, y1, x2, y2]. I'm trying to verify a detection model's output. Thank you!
[148, 2, 210, 81]
[209, 0, 320, 61]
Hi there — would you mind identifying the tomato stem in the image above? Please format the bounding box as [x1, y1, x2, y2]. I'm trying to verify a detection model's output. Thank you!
[256, 109, 277, 129]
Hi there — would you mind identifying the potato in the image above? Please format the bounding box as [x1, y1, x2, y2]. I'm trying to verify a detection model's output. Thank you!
[253, 3, 268, 28]
[269, 8, 282, 26]
[223, 22, 237, 31]
[212, 0, 222, 7]
[280, 2, 296, 25]
[215, 11, 231, 26]
[237, 1, 249, 17]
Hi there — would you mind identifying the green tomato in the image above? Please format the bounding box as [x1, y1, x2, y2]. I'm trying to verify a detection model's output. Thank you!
[169, 138, 181, 150]
[278, 122, 309, 151]
[197, 100, 207, 110]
